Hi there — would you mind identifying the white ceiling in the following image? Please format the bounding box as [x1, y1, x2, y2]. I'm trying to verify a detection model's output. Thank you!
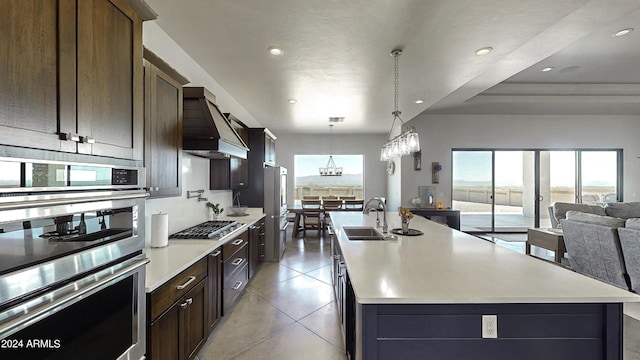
[146, 0, 640, 133]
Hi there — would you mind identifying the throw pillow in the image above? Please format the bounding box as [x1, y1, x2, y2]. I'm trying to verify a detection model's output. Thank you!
[605, 202, 640, 219]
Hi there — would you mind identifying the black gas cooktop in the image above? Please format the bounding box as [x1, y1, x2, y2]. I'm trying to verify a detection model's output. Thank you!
[169, 220, 242, 240]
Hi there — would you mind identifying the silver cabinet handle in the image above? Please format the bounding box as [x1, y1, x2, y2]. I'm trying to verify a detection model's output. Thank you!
[232, 281, 243, 290]
[62, 133, 80, 142]
[232, 239, 244, 246]
[80, 136, 95, 144]
[231, 258, 243, 266]
[210, 250, 221, 257]
[176, 276, 196, 290]
[179, 298, 193, 309]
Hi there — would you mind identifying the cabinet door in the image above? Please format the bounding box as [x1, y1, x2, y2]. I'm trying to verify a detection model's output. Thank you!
[265, 134, 276, 165]
[77, 0, 143, 160]
[207, 249, 222, 333]
[0, 0, 76, 153]
[149, 300, 180, 360]
[144, 60, 183, 197]
[184, 279, 208, 360]
[148, 280, 207, 360]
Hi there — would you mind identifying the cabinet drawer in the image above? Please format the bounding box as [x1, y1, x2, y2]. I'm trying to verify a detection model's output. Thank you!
[223, 245, 248, 284]
[223, 263, 248, 313]
[149, 257, 207, 321]
[223, 231, 248, 261]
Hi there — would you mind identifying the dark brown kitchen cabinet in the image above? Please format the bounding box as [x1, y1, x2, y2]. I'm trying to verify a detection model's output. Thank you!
[147, 258, 209, 360]
[0, 0, 146, 161]
[243, 128, 277, 207]
[249, 220, 265, 278]
[210, 158, 248, 190]
[248, 128, 277, 167]
[222, 230, 249, 314]
[144, 49, 189, 197]
[207, 248, 223, 333]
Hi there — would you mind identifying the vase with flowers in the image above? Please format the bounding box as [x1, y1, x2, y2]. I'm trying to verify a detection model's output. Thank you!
[399, 207, 414, 234]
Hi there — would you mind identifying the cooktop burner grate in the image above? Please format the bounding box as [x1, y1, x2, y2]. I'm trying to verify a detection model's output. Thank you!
[169, 220, 241, 240]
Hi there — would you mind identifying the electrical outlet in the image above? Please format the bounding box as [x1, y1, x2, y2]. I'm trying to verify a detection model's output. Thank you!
[482, 315, 498, 338]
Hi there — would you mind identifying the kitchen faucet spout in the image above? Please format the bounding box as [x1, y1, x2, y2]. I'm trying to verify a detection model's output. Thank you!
[363, 197, 388, 233]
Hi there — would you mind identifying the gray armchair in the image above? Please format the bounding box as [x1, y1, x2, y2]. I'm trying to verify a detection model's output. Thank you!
[560, 211, 630, 290]
[617, 218, 640, 293]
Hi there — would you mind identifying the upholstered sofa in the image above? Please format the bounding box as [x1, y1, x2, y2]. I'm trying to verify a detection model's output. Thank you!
[558, 202, 640, 292]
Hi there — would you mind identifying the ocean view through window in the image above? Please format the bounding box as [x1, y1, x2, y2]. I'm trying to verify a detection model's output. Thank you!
[294, 155, 364, 200]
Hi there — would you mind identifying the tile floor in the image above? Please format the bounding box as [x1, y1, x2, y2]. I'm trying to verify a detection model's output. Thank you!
[197, 229, 347, 360]
[197, 227, 640, 359]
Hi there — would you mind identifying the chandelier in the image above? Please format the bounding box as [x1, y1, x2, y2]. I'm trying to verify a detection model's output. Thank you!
[319, 124, 343, 176]
[380, 49, 420, 162]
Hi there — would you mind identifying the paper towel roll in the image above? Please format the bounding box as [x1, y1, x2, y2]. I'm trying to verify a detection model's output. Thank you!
[150, 213, 169, 248]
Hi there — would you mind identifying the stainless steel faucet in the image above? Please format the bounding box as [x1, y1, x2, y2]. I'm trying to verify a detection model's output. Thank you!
[363, 197, 388, 233]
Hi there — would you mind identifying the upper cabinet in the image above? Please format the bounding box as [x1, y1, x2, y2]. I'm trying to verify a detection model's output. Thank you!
[144, 49, 189, 198]
[248, 128, 277, 167]
[0, 0, 151, 162]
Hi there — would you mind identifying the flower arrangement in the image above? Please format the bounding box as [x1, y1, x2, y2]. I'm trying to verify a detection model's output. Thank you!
[399, 207, 414, 224]
[411, 197, 422, 207]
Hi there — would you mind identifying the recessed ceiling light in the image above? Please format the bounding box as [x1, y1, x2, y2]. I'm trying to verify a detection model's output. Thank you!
[475, 47, 493, 56]
[559, 66, 580, 73]
[613, 28, 633, 37]
[541, 67, 554, 72]
[287, 99, 297, 104]
[415, 100, 424, 104]
[268, 46, 284, 55]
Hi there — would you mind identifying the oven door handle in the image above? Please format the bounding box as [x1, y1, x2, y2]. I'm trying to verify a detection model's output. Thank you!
[0, 255, 149, 340]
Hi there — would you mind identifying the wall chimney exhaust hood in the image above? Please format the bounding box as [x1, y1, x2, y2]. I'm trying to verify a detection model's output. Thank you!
[182, 87, 249, 159]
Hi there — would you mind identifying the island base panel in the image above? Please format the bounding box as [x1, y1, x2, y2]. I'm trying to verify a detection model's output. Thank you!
[358, 302, 621, 360]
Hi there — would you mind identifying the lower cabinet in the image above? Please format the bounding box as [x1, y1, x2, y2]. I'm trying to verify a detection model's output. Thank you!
[147, 219, 266, 359]
[147, 258, 209, 360]
[249, 221, 265, 278]
[207, 249, 222, 333]
[222, 230, 249, 314]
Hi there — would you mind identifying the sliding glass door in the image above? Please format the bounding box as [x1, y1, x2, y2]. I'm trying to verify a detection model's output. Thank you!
[453, 149, 622, 233]
[452, 151, 492, 231]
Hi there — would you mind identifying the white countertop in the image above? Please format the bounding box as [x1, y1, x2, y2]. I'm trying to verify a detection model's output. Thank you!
[330, 212, 640, 304]
[144, 208, 266, 292]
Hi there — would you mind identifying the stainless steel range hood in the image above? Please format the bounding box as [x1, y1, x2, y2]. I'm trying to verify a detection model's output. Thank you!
[182, 87, 249, 159]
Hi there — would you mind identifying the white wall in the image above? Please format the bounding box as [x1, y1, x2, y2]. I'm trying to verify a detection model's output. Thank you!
[142, 22, 257, 246]
[275, 133, 388, 204]
[400, 114, 640, 209]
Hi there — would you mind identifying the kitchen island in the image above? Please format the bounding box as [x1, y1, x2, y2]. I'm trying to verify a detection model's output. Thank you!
[329, 212, 640, 360]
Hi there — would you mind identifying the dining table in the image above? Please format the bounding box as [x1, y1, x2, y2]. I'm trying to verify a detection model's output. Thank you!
[288, 199, 364, 239]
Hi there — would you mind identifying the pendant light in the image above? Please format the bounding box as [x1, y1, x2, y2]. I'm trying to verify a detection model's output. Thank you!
[380, 49, 420, 161]
[319, 124, 343, 176]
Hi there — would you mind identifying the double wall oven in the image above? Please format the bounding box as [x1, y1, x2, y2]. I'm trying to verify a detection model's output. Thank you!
[0, 158, 148, 360]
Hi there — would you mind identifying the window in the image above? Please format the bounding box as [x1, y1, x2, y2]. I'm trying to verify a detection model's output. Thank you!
[294, 155, 364, 200]
[452, 149, 622, 232]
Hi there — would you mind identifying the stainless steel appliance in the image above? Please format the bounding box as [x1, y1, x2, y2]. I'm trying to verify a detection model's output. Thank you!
[0, 157, 147, 360]
[169, 220, 243, 240]
[264, 166, 287, 261]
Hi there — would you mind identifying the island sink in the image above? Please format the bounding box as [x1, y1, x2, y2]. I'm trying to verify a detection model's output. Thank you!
[342, 226, 385, 240]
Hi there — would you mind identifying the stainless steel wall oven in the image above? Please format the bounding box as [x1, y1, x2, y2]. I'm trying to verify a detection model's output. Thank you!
[0, 158, 147, 360]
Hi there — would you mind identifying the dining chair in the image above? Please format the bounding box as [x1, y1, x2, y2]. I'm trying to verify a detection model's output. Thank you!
[303, 195, 320, 200]
[323, 195, 337, 200]
[322, 199, 343, 230]
[301, 199, 323, 237]
[344, 199, 364, 211]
